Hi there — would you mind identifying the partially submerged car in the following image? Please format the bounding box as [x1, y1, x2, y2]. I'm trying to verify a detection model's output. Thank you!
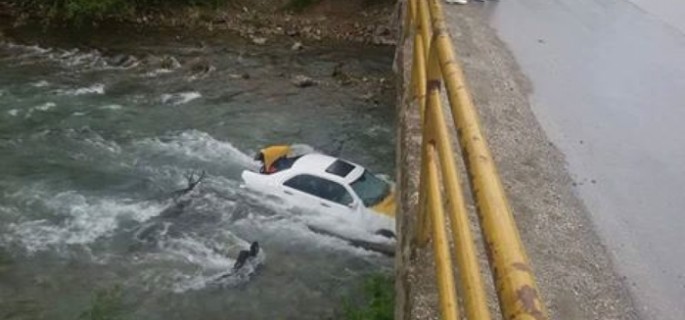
[241, 149, 396, 239]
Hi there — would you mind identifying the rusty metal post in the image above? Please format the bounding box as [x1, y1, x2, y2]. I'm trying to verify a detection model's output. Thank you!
[416, 0, 432, 57]
[412, 34, 427, 117]
[424, 42, 492, 320]
[426, 0, 549, 319]
[415, 113, 432, 247]
[425, 143, 459, 320]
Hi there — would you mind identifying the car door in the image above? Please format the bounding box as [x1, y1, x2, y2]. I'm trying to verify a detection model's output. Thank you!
[281, 174, 355, 217]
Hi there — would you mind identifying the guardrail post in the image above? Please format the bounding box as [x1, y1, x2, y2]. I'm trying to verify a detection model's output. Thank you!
[425, 0, 549, 319]
[425, 144, 459, 320]
[416, 118, 432, 247]
[425, 38, 493, 320]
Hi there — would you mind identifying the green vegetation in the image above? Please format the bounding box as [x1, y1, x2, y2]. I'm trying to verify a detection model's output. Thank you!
[343, 273, 394, 320]
[79, 285, 126, 320]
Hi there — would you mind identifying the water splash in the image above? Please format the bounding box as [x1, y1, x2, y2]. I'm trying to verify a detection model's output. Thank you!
[58, 84, 105, 96]
[160, 91, 202, 105]
[23, 102, 57, 118]
[133, 232, 265, 293]
[31, 80, 50, 88]
[5, 189, 166, 253]
[0, 42, 141, 70]
[99, 104, 123, 110]
[134, 130, 258, 168]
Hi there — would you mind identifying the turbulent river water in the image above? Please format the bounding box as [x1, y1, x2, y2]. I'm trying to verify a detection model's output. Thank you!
[0, 26, 395, 319]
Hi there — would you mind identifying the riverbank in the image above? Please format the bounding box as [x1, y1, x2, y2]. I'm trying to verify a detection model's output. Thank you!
[0, 0, 397, 45]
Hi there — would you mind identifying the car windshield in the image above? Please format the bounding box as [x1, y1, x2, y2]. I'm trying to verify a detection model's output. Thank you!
[350, 170, 390, 207]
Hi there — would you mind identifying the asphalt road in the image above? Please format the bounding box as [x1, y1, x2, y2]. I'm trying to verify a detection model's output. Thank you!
[482, 0, 685, 318]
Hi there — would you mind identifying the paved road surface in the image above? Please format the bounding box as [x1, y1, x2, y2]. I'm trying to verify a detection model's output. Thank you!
[483, 0, 685, 319]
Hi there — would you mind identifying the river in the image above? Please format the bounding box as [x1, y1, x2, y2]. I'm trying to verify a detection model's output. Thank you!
[0, 25, 395, 319]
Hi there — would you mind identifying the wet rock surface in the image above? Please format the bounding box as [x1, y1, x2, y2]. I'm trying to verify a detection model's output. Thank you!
[291, 74, 317, 88]
[1, 0, 397, 46]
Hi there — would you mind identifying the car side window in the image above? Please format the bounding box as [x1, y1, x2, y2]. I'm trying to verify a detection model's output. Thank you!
[283, 174, 353, 206]
[283, 175, 316, 195]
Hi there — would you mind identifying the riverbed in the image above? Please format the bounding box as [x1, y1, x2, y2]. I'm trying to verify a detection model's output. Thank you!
[0, 25, 396, 319]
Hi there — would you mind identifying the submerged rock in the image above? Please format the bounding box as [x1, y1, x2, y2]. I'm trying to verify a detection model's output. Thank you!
[332, 62, 353, 85]
[292, 75, 317, 88]
[160, 55, 181, 69]
[108, 54, 139, 69]
[291, 42, 303, 51]
[251, 37, 267, 45]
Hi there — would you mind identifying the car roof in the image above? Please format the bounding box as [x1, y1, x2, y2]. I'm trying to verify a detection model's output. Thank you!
[290, 153, 365, 184]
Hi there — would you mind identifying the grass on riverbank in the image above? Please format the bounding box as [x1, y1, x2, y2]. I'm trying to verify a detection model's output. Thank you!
[79, 285, 126, 320]
[343, 273, 394, 320]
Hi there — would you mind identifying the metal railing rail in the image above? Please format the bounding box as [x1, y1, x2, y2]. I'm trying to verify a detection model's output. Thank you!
[404, 0, 549, 319]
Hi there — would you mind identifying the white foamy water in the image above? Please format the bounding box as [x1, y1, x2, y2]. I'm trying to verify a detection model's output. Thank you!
[2, 42, 147, 71]
[222, 187, 390, 257]
[59, 83, 105, 96]
[6, 190, 165, 253]
[34, 102, 56, 111]
[145, 68, 174, 77]
[31, 80, 50, 88]
[63, 128, 123, 155]
[23, 102, 57, 118]
[231, 208, 384, 258]
[99, 104, 123, 110]
[2, 43, 52, 58]
[189, 186, 386, 258]
[7, 109, 19, 116]
[57, 48, 99, 67]
[161, 236, 236, 269]
[134, 130, 258, 168]
[161, 91, 202, 105]
[170, 254, 264, 293]
[2, 44, 100, 68]
[132, 231, 265, 293]
[366, 124, 391, 137]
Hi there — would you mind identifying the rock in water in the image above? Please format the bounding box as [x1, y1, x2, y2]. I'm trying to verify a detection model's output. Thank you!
[291, 42, 303, 51]
[292, 75, 317, 88]
[160, 56, 181, 69]
[252, 37, 267, 45]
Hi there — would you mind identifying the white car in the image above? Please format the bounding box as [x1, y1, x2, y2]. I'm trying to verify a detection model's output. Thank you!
[241, 153, 396, 241]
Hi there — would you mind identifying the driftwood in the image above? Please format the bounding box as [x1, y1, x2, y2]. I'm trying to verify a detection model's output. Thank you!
[136, 170, 208, 242]
[171, 170, 206, 203]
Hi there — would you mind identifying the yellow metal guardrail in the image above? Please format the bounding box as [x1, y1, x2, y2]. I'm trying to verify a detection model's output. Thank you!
[405, 0, 549, 319]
